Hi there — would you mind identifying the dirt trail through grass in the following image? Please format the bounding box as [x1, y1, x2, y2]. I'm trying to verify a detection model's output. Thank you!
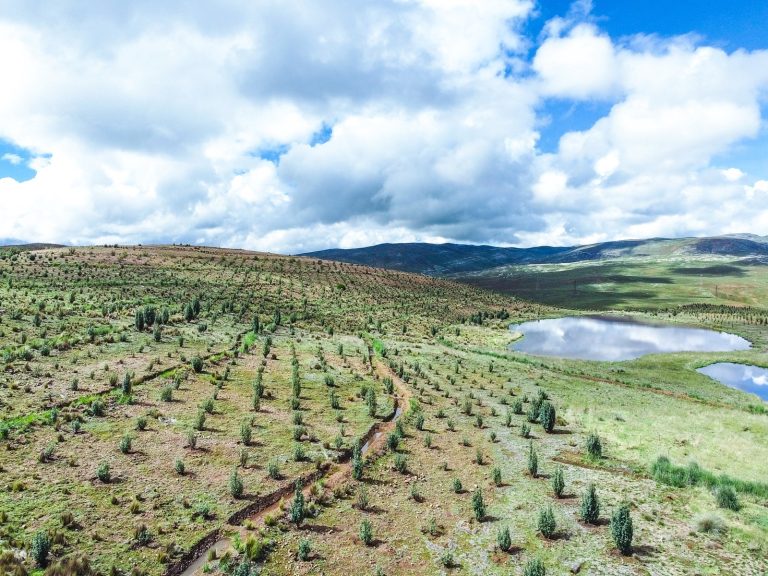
[172, 355, 411, 576]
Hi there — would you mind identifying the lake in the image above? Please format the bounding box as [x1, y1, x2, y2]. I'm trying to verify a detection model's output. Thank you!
[508, 316, 751, 361]
[697, 363, 768, 401]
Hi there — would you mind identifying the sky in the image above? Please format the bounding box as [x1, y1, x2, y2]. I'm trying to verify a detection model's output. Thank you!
[0, 0, 767, 252]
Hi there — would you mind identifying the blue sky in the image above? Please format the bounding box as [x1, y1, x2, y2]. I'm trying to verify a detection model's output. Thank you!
[0, 139, 37, 182]
[531, 1, 768, 50]
[0, 0, 767, 251]
[530, 0, 768, 156]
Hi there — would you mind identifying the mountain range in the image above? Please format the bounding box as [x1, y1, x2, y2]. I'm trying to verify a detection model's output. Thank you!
[302, 234, 768, 276]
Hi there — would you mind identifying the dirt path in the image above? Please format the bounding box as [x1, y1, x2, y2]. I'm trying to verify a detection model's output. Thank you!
[173, 353, 411, 576]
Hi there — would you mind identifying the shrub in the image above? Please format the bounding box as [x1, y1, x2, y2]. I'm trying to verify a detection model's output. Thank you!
[194, 411, 206, 431]
[552, 466, 565, 498]
[229, 469, 244, 499]
[527, 403, 539, 423]
[387, 432, 399, 452]
[471, 488, 485, 521]
[394, 454, 408, 474]
[523, 558, 545, 576]
[160, 386, 173, 402]
[440, 549, 455, 568]
[91, 400, 105, 417]
[289, 480, 305, 526]
[359, 519, 373, 546]
[715, 486, 740, 511]
[186, 430, 198, 449]
[31, 531, 51, 567]
[610, 503, 634, 555]
[492, 466, 502, 486]
[586, 433, 602, 458]
[452, 478, 462, 493]
[538, 505, 556, 539]
[527, 443, 538, 477]
[694, 513, 726, 535]
[136, 417, 147, 431]
[96, 461, 111, 483]
[539, 402, 555, 433]
[240, 421, 252, 446]
[520, 423, 530, 438]
[297, 538, 311, 561]
[356, 486, 370, 511]
[134, 523, 152, 546]
[119, 434, 133, 454]
[497, 526, 512, 552]
[192, 357, 203, 373]
[267, 460, 280, 480]
[579, 483, 600, 524]
[175, 459, 185, 475]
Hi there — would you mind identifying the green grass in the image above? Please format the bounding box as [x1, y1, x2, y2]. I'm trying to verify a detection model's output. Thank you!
[460, 257, 768, 311]
[0, 245, 766, 575]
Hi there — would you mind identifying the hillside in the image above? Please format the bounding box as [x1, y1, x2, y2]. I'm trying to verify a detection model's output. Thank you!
[302, 235, 768, 276]
[0, 246, 766, 576]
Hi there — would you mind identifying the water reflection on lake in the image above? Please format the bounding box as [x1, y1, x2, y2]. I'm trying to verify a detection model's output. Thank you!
[509, 317, 750, 361]
[697, 363, 768, 401]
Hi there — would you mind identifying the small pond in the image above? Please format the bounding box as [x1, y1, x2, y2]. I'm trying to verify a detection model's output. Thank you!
[697, 363, 768, 401]
[508, 316, 750, 361]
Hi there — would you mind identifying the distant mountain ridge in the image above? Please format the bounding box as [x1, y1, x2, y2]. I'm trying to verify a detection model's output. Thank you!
[301, 234, 768, 276]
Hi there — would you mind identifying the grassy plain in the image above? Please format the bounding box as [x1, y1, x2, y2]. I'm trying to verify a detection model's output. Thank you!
[0, 246, 766, 575]
[458, 257, 768, 310]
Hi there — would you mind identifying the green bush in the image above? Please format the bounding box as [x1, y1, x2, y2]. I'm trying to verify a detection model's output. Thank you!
[539, 401, 555, 433]
[538, 505, 556, 539]
[229, 469, 244, 499]
[492, 466, 502, 486]
[527, 443, 538, 477]
[715, 486, 740, 511]
[580, 483, 600, 524]
[240, 421, 252, 446]
[297, 538, 311, 561]
[97, 461, 111, 483]
[610, 503, 634, 555]
[496, 526, 512, 552]
[267, 460, 281, 480]
[394, 454, 408, 474]
[471, 488, 485, 521]
[289, 480, 305, 526]
[31, 530, 51, 568]
[359, 519, 373, 546]
[523, 558, 545, 576]
[119, 434, 133, 454]
[586, 433, 602, 458]
[191, 357, 204, 373]
[552, 465, 565, 498]
[160, 386, 173, 402]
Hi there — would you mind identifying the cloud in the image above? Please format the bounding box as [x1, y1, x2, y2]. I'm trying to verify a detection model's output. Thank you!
[1, 153, 23, 165]
[0, 0, 766, 251]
